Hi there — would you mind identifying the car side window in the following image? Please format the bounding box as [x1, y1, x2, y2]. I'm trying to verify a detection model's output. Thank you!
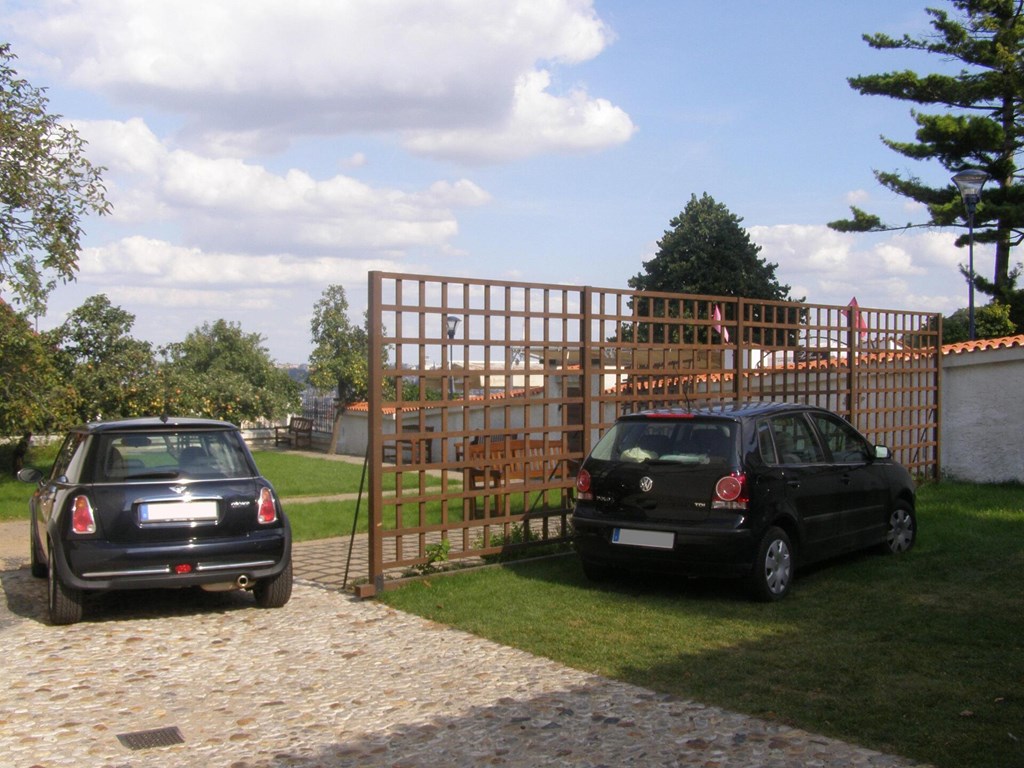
[49, 432, 87, 482]
[756, 421, 779, 464]
[767, 415, 824, 465]
[808, 412, 871, 463]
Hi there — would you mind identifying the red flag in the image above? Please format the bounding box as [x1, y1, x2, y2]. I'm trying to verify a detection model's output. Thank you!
[713, 304, 730, 342]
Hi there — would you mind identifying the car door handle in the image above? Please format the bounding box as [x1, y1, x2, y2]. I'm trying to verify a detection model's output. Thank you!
[787, 480, 800, 488]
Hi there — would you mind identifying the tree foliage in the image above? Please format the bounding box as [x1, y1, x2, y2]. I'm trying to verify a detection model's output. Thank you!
[49, 295, 159, 422]
[631, 193, 793, 300]
[829, 1, 1024, 329]
[308, 284, 371, 405]
[163, 319, 300, 424]
[942, 300, 1017, 343]
[627, 194, 796, 345]
[0, 300, 75, 434]
[0, 44, 111, 316]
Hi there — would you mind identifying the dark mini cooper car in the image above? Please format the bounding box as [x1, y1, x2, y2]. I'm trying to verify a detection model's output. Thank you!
[18, 417, 292, 624]
[572, 402, 916, 600]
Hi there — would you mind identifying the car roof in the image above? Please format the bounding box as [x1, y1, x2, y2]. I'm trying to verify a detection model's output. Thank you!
[618, 401, 826, 422]
[72, 417, 239, 434]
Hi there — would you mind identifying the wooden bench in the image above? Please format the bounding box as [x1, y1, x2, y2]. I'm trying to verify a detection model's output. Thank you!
[274, 416, 313, 448]
[463, 438, 560, 517]
[383, 425, 435, 464]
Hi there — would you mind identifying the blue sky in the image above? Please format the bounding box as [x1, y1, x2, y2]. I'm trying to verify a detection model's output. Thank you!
[3, 0, 980, 362]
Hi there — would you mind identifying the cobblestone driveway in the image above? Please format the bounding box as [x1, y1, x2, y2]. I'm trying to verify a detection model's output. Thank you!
[0, 523, 926, 767]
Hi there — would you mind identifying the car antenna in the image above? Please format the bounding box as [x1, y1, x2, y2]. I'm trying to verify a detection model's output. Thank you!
[682, 377, 693, 409]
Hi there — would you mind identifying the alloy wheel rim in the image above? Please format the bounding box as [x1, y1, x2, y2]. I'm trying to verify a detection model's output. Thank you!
[765, 539, 791, 594]
[888, 510, 913, 552]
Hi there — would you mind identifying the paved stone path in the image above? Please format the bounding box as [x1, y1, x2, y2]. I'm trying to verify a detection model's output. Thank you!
[0, 519, 927, 767]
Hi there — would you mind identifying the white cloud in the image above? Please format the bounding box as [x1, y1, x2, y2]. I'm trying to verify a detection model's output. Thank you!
[75, 118, 491, 254]
[845, 189, 870, 205]
[78, 236, 402, 289]
[750, 223, 970, 317]
[402, 69, 636, 163]
[13, 0, 630, 161]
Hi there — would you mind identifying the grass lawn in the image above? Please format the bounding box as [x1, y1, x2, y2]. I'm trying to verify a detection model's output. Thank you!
[378, 482, 1024, 768]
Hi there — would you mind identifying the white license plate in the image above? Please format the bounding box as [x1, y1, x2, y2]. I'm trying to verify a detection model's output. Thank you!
[612, 528, 675, 549]
[139, 501, 219, 523]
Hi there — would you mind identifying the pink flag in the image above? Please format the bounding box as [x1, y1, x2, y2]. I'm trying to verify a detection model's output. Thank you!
[713, 304, 730, 342]
[844, 297, 869, 340]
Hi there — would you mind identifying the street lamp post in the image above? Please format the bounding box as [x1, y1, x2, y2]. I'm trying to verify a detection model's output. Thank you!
[445, 315, 460, 396]
[951, 168, 990, 340]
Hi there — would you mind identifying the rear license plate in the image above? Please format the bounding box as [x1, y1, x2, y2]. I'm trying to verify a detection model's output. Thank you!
[139, 501, 218, 523]
[612, 528, 674, 549]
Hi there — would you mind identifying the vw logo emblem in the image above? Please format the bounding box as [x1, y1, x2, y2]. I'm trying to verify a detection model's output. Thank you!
[639, 476, 654, 493]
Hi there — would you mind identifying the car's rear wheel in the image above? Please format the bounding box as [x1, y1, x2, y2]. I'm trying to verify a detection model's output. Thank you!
[47, 541, 84, 625]
[749, 526, 793, 602]
[253, 560, 293, 608]
[580, 558, 615, 582]
[883, 502, 916, 554]
[29, 518, 46, 578]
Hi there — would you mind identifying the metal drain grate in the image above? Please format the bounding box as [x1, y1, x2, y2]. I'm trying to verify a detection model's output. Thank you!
[116, 726, 185, 750]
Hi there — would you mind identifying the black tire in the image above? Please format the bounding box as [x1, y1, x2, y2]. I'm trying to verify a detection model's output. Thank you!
[47, 541, 84, 625]
[29, 518, 46, 578]
[254, 560, 293, 608]
[580, 558, 615, 582]
[882, 502, 916, 555]
[748, 526, 794, 602]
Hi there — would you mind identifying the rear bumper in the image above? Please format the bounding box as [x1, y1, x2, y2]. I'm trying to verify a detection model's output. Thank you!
[572, 514, 757, 578]
[58, 527, 291, 591]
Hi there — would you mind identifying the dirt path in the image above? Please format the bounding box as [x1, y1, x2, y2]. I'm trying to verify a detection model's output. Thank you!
[0, 519, 27, 569]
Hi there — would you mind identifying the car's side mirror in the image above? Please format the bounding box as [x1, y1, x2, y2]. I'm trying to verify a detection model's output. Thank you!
[17, 467, 42, 484]
[873, 445, 890, 460]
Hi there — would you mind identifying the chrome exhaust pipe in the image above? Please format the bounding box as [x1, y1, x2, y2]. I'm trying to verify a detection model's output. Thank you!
[236, 574, 251, 588]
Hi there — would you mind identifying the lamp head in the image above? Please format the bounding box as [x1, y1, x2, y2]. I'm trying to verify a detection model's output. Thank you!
[951, 168, 990, 213]
[445, 314, 460, 339]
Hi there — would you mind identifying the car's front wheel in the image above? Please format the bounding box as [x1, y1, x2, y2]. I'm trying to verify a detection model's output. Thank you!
[253, 560, 293, 608]
[883, 502, 916, 554]
[749, 526, 793, 602]
[47, 541, 84, 625]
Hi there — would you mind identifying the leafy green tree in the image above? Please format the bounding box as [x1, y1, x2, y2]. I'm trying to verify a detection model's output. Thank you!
[0, 300, 75, 435]
[163, 319, 299, 424]
[632, 193, 793, 300]
[829, 1, 1024, 329]
[941, 301, 1016, 343]
[0, 44, 111, 316]
[628, 193, 795, 344]
[309, 285, 376, 453]
[51, 294, 159, 421]
[308, 285, 370, 405]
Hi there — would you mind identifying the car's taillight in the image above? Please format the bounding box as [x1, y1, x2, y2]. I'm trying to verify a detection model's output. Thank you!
[713, 472, 748, 510]
[257, 487, 278, 524]
[576, 469, 592, 500]
[71, 495, 96, 534]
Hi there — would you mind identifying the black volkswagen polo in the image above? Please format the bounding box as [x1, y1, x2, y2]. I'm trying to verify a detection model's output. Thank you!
[19, 417, 292, 624]
[572, 402, 916, 600]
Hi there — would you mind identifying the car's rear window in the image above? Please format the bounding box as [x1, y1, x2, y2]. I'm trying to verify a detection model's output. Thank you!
[590, 419, 736, 465]
[97, 430, 253, 481]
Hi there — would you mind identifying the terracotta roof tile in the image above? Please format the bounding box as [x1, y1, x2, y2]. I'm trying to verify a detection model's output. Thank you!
[941, 334, 1024, 356]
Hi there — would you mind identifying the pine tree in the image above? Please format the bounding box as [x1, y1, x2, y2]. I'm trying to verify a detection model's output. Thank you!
[627, 194, 795, 345]
[630, 193, 791, 300]
[829, 0, 1024, 329]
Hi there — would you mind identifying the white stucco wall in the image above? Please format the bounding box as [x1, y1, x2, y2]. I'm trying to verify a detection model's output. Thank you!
[941, 342, 1024, 483]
